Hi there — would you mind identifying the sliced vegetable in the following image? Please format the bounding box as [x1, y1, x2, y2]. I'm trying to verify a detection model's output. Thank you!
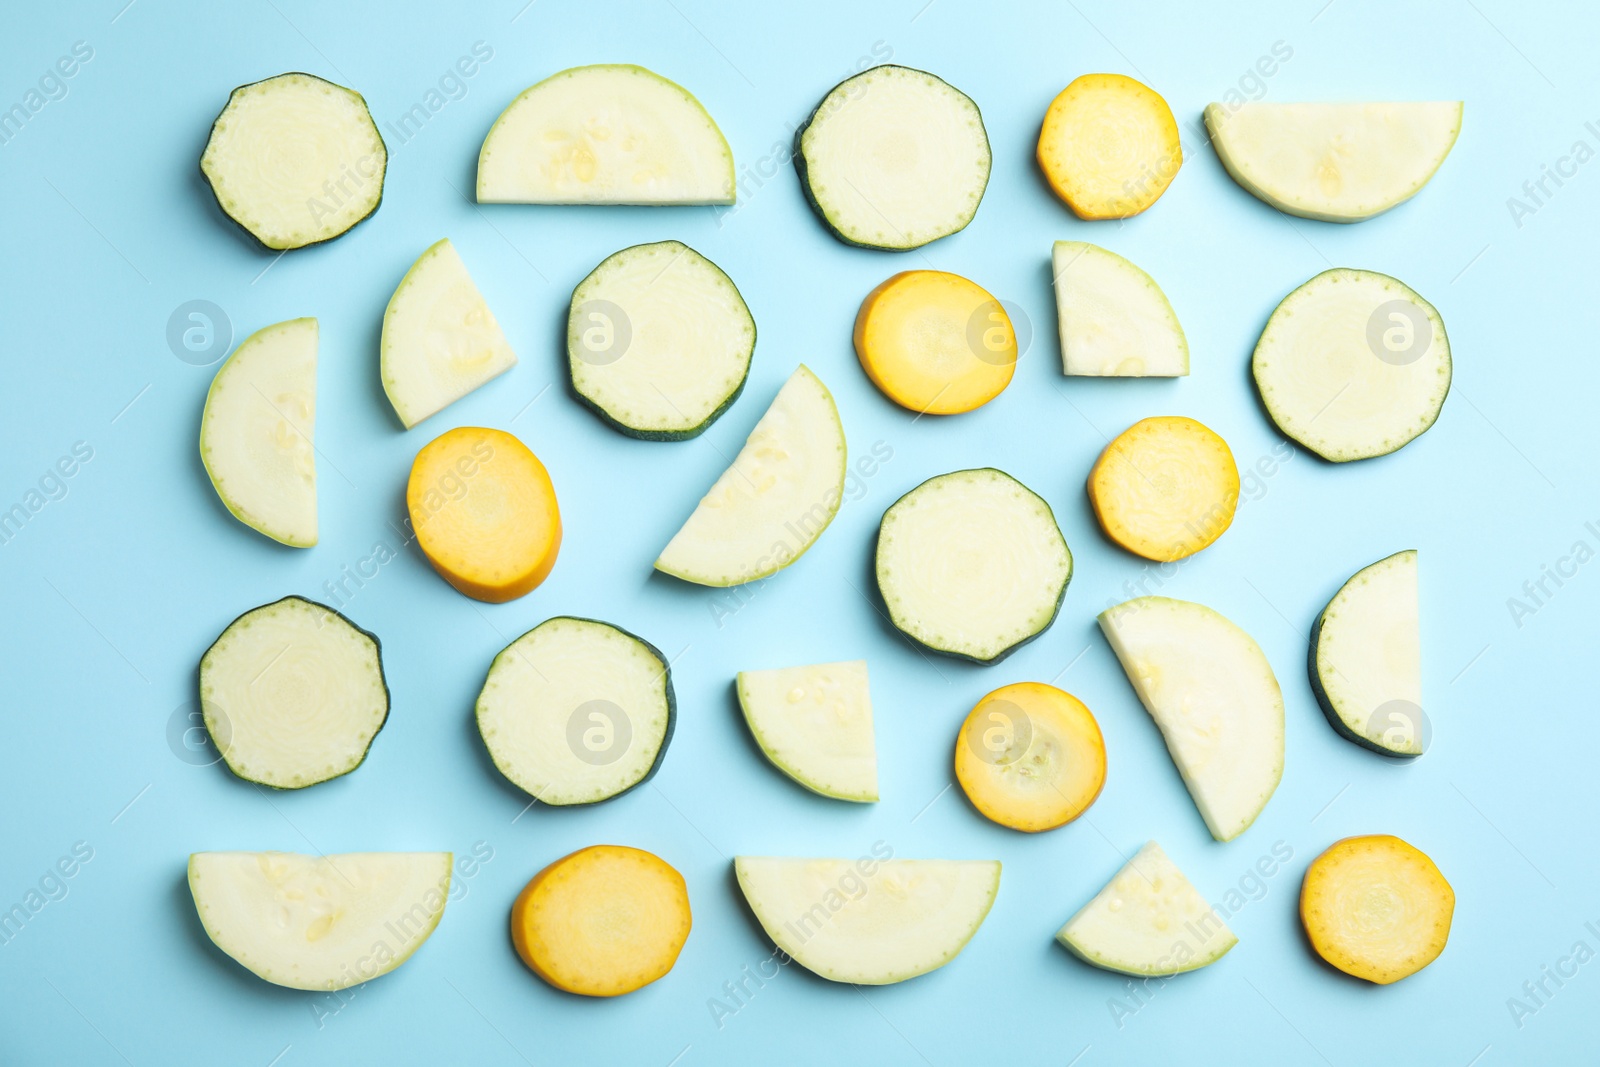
[854, 270, 1016, 414]
[876, 469, 1071, 664]
[406, 426, 560, 602]
[477, 65, 734, 204]
[1051, 241, 1188, 376]
[1205, 102, 1463, 222]
[476, 617, 674, 806]
[199, 596, 387, 789]
[200, 73, 385, 250]
[1088, 416, 1239, 562]
[1037, 74, 1181, 219]
[1253, 269, 1450, 462]
[188, 851, 450, 990]
[381, 238, 517, 429]
[568, 241, 754, 440]
[1301, 835, 1453, 984]
[1057, 841, 1236, 976]
[1099, 597, 1284, 841]
[737, 660, 877, 802]
[1310, 550, 1424, 756]
[511, 845, 690, 996]
[655, 365, 846, 587]
[199, 317, 318, 547]
[794, 65, 990, 250]
[954, 682, 1105, 833]
[734, 856, 999, 984]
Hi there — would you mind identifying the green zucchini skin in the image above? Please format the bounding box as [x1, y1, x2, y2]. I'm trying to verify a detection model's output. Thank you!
[475, 616, 676, 805]
[792, 64, 990, 253]
[199, 72, 387, 253]
[873, 469, 1072, 666]
[565, 241, 755, 440]
[1307, 551, 1421, 758]
[198, 595, 390, 788]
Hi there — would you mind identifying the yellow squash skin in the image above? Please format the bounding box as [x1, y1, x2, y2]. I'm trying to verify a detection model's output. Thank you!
[407, 426, 561, 603]
[511, 845, 692, 996]
[1301, 834, 1454, 984]
[854, 270, 1017, 415]
[1088, 416, 1239, 562]
[954, 682, 1106, 832]
[1037, 73, 1182, 219]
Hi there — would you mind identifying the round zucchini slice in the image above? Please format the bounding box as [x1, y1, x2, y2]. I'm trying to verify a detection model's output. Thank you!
[854, 270, 1016, 414]
[198, 596, 388, 789]
[955, 682, 1106, 832]
[200, 72, 386, 250]
[795, 65, 990, 250]
[1252, 269, 1450, 462]
[875, 469, 1072, 664]
[1087, 416, 1239, 561]
[568, 241, 754, 440]
[1301, 834, 1454, 984]
[476, 617, 674, 806]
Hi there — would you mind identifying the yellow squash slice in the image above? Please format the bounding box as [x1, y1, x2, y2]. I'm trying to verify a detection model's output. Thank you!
[954, 682, 1106, 833]
[1037, 74, 1182, 219]
[1088, 416, 1238, 562]
[854, 270, 1016, 415]
[1301, 835, 1454, 984]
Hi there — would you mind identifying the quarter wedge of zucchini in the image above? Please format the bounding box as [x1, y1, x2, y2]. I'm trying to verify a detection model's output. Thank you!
[1099, 597, 1283, 841]
[199, 317, 318, 547]
[655, 365, 846, 586]
[1057, 842, 1236, 976]
[568, 241, 754, 439]
[1205, 102, 1462, 222]
[1253, 269, 1450, 462]
[795, 65, 990, 250]
[201, 72, 386, 250]
[734, 856, 1000, 984]
[736, 660, 878, 802]
[1310, 550, 1424, 756]
[382, 238, 518, 429]
[876, 469, 1071, 664]
[189, 851, 451, 990]
[476, 617, 674, 806]
[199, 596, 388, 788]
[1052, 242, 1188, 376]
[477, 65, 734, 204]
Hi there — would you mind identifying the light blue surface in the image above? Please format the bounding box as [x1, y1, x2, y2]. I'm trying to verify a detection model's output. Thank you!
[1, 1, 1594, 1063]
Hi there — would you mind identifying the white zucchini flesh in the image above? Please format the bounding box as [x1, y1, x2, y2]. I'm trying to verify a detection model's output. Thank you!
[381, 238, 517, 429]
[199, 317, 318, 547]
[876, 469, 1071, 663]
[796, 65, 990, 250]
[1052, 241, 1188, 377]
[201, 73, 386, 250]
[736, 660, 877, 802]
[1098, 597, 1284, 842]
[734, 857, 1000, 984]
[477, 64, 734, 204]
[476, 617, 673, 806]
[1311, 551, 1423, 756]
[1205, 102, 1462, 222]
[189, 851, 450, 991]
[568, 241, 754, 439]
[199, 597, 388, 789]
[1057, 841, 1235, 976]
[655, 365, 846, 587]
[1253, 269, 1450, 462]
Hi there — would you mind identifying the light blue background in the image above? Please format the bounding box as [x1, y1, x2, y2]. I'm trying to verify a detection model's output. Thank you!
[1, 0, 1593, 1063]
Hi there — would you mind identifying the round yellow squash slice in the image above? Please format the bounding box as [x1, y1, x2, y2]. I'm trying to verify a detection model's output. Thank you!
[854, 270, 1016, 415]
[1037, 73, 1182, 219]
[955, 682, 1106, 832]
[1088, 416, 1238, 562]
[1301, 834, 1454, 984]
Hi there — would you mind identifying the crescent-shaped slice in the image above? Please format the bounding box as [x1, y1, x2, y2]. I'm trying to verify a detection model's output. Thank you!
[1205, 101, 1462, 221]
[734, 856, 999, 984]
[188, 851, 451, 990]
